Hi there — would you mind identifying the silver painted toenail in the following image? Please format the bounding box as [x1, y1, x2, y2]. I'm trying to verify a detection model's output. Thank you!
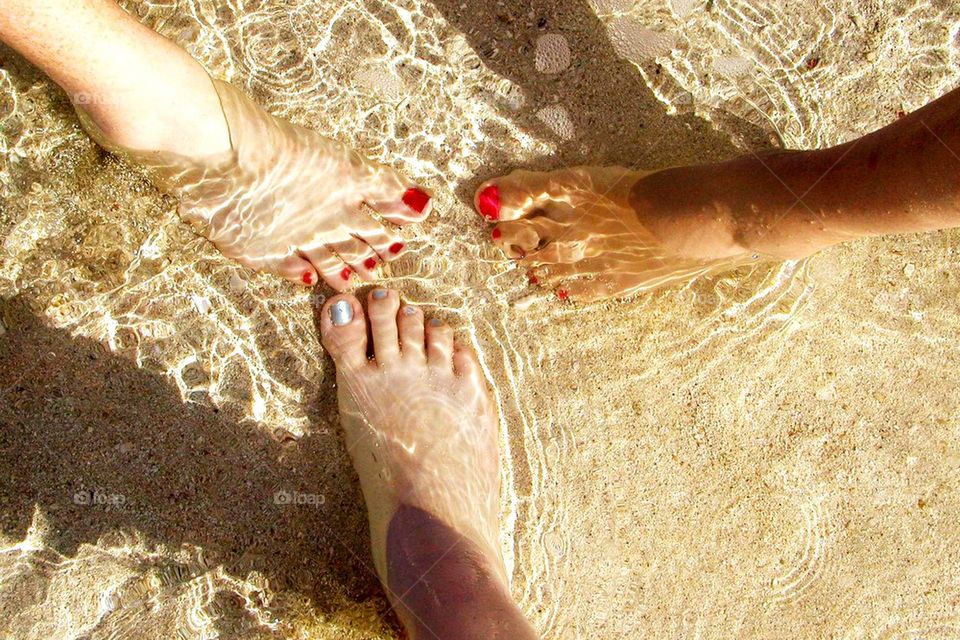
[330, 300, 353, 326]
[372, 289, 389, 300]
[403, 306, 417, 316]
[429, 318, 443, 327]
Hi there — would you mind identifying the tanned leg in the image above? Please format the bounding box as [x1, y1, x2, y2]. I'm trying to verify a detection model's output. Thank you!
[473, 87, 960, 302]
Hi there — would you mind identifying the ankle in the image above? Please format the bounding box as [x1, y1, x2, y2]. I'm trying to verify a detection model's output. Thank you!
[629, 168, 749, 261]
[75, 29, 231, 157]
[386, 504, 535, 639]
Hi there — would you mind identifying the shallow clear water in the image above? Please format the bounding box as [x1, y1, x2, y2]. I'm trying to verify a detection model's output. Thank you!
[2, 0, 960, 638]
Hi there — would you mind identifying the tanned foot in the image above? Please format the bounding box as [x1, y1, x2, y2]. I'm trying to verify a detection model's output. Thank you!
[474, 167, 757, 303]
[319, 291, 538, 638]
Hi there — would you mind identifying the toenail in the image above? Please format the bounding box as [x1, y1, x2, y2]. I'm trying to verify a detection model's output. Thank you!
[302, 271, 315, 285]
[330, 300, 354, 326]
[477, 185, 501, 221]
[528, 273, 540, 285]
[364, 257, 378, 270]
[372, 289, 388, 300]
[429, 318, 443, 327]
[402, 188, 431, 214]
[403, 306, 417, 316]
[389, 242, 405, 254]
[491, 228, 502, 240]
[340, 267, 352, 281]
[556, 288, 570, 301]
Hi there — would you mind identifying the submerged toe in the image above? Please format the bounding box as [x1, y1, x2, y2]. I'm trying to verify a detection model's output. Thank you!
[320, 294, 369, 370]
[367, 288, 402, 364]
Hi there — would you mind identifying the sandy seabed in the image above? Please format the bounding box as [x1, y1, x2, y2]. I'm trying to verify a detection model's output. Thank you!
[2, 0, 960, 638]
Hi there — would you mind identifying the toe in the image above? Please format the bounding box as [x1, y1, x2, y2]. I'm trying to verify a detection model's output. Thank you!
[302, 246, 354, 291]
[452, 341, 481, 380]
[265, 254, 320, 287]
[529, 261, 593, 285]
[398, 305, 426, 361]
[553, 278, 614, 304]
[491, 220, 543, 260]
[359, 161, 432, 225]
[425, 317, 454, 370]
[320, 294, 369, 370]
[347, 213, 407, 264]
[327, 237, 378, 282]
[367, 288, 402, 364]
[474, 169, 571, 222]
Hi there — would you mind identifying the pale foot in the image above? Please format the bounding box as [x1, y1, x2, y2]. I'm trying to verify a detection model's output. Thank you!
[474, 167, 755, 303]
[318, 290, 503, 585]
[79, 79, 432, 289]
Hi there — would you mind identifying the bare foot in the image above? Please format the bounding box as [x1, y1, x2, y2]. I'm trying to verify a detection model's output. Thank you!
[78, 80, 432, 289]
[318, 289, 503, 584]
[474, 167, 757, 302]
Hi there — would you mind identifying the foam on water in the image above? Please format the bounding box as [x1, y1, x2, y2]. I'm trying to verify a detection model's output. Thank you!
[2, 0, 960, 638]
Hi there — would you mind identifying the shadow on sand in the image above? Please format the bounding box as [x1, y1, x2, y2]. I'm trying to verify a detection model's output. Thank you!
[422, 0, 770, 204]
[0, 298, 397, 637]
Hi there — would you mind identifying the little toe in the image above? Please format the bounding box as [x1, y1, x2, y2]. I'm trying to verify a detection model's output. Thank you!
[301, 246, 354, 291]
[425, 317, 454, 370]
[267, 254, 320, 287]
[554, 275, 621, 304]
[397, 305, 426, 361]
[367, 288, 402, 364]
[530, 261, 594, 286]
[452, 341, 481, 381]
[320, 294, 369, 371]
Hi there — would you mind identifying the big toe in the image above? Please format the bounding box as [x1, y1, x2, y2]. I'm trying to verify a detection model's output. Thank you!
[320, 294, 369, 371]
[474, 169, 567, 222]
[360, 162, 433, 225]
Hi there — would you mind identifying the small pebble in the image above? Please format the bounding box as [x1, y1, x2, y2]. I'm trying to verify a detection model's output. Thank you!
[903, 263, 916, 277]
[192, 295, 212, 314]
[535, 34, 572, 74]
[229, 273, 247, 293]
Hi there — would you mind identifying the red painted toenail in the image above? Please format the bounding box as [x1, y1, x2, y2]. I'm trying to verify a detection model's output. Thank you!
[389, 242, 405, 254]
[340, 267, 352, 281]
[528, 273, 540, 285]
[402, 188, 431, 214]
[556, 288, 569, 301]
[364, 257, 378, 270]
[477, 185, 501, 221]
[302, 271, 315, 285]
[492, 228, 502, 240]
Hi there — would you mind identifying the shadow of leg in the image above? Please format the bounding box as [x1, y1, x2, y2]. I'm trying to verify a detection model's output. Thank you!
[0, 298, 399, 638]
[424, 0, 759, 204]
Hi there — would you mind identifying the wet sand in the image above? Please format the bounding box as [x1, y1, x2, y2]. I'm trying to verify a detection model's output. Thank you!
[2, 0, 960, 637]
